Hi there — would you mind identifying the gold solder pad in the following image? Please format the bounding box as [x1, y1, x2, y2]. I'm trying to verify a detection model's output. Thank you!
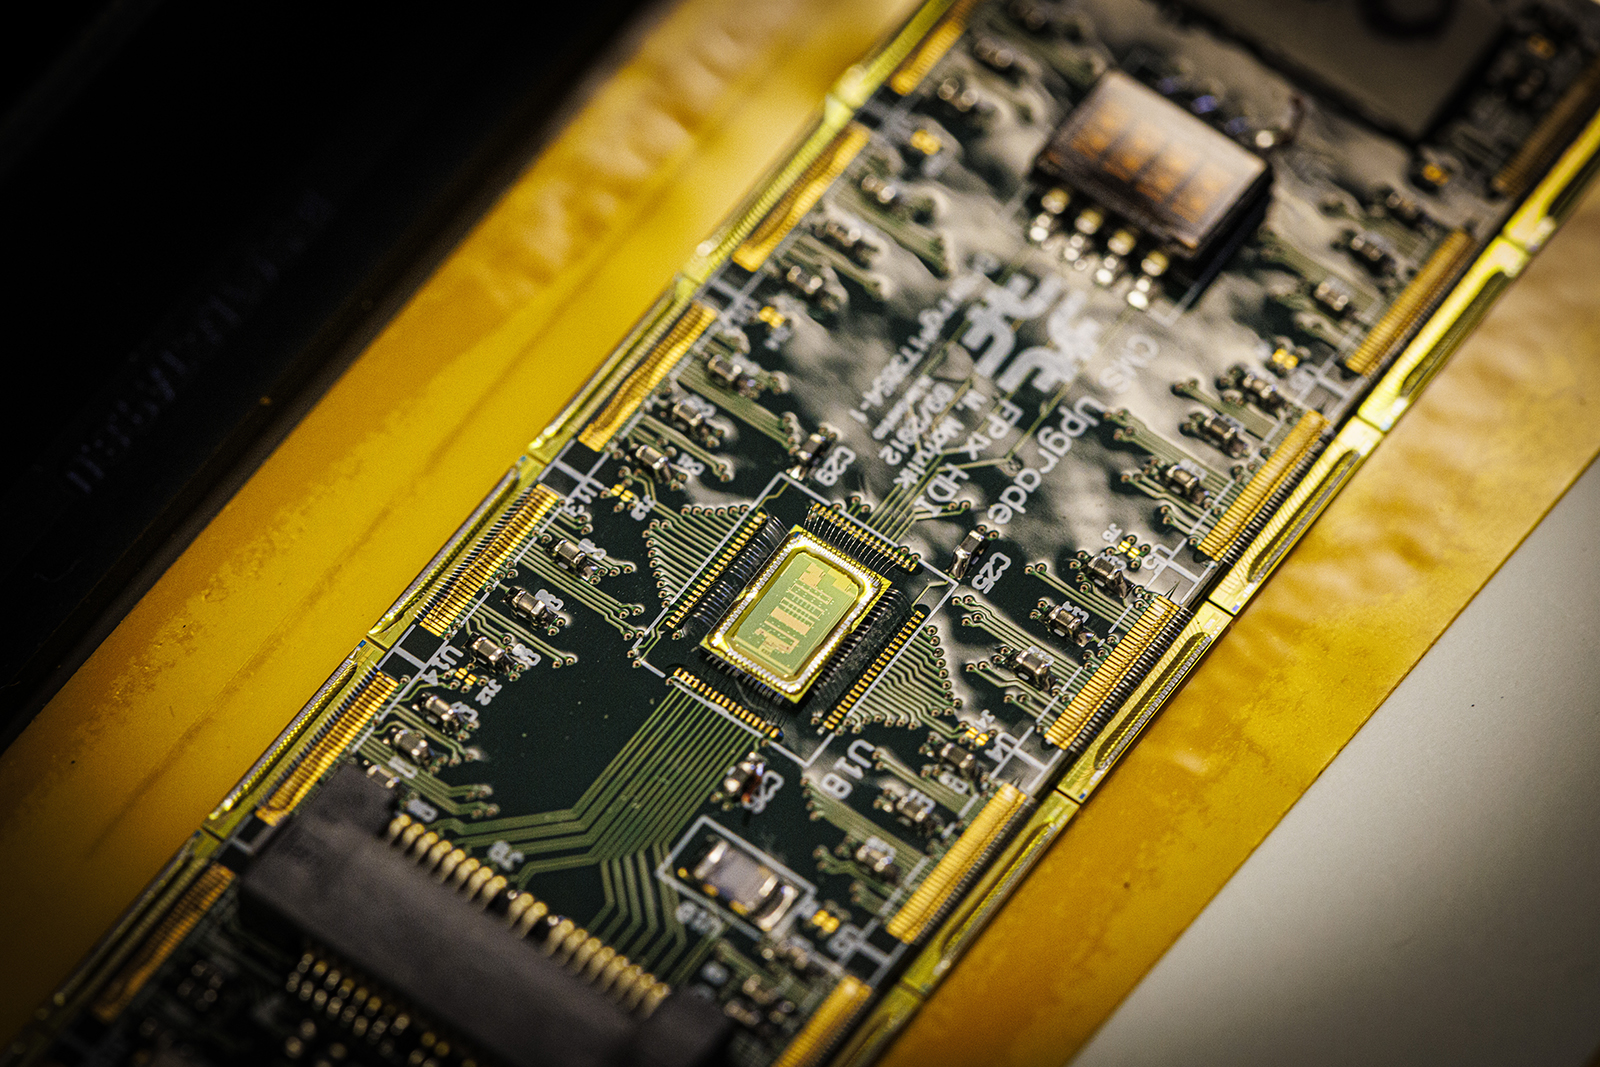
[702, 530, 887, 700]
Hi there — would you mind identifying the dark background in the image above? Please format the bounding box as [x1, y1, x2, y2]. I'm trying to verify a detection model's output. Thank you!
[0, 0, 651, 746]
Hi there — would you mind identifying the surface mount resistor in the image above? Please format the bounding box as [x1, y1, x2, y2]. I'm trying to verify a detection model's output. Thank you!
[552, 538, 599, 580]
[948, 527, 988, 580]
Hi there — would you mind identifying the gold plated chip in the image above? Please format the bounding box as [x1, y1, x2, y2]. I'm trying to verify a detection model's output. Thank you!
[703, 530, 887, 700]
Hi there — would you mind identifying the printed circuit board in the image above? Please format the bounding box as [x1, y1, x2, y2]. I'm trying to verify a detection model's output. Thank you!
[14, 1, 1600, 1066]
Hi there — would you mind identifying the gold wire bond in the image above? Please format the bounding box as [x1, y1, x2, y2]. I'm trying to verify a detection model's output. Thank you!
[578, 302, 719, 450]
[1493, 57, 1600, 198]
[887, 0, 980, 96]
[816, 610, 927, 732]
[419, 484, 564, 635]
[771, 975, 874, 1067]
[1195, 409, 1328, 561]
[1341, 230, 1476, 375]
[91, 865, 234, 1022]
[886, 783, 1032, 943]
[257, 671, 399, 825]
[671, 668, 783, 738]
[661, 509, 771, 633]
[1044, 596, 1183, 750]
[732, 125, 872, 272]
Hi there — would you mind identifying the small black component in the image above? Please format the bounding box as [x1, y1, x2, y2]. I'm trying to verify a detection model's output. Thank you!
[853, 839, 899, 880]
[240, 766, 732, 1067]
[1043, 601, 1093, 647]
[936, 741, 982, 781]
[948, 528, 988, 580]
[788, 430, 834, 480]
[417, 693, 475, 733]
[1189, 411, 1252, 458]
[510, 587, 563, 630]
[552, 538, 599, 580]
[1155, 462, 1209, 505]
[1085, 551, 1134, 599]
[1372, 185, 1427, 227]
[718, 752, 768, 807]
[706, 354, 758, 396]
[815, 218, 876, 266]
[1033, 71, 1271, 272]
[1012, 646, 1055, 689]
[933, 76, 984, 120]
[471, 634, 507, 669]
[632, 443, 676, 481]
[390, 727, 432, 764]
[1347, 230, 1395, 274]
[971, 37, 1020, 77]
[1312, 277, 1353, 317]
[875, 787, 943, 835]
[1223, 367, 1289, 414]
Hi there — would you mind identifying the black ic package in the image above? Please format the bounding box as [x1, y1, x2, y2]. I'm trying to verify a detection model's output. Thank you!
[1033, 70, 1272, 278]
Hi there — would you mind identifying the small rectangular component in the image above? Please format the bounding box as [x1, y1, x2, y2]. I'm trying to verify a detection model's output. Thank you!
[1034, 71, 1270, 263]
[703, 530, 887, 699]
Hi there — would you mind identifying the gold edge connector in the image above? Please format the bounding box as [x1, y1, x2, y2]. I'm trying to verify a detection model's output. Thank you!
[886, 782, 1032, 943]
[91, 865, 234, 1023]
[1341, 230, 1476, 376]
[257, 671, 400, 824]
[1045, 595, 1183, 750]
[1357, 238, 1528, 432]
[1058, 605, 1230, 802]
[1493, 57, 1600, 199]
[887, 0, 980, 96]
[1196, 409, 1328, 562]
[1207, 419, 1385, 614]
[671, 668, 782, 738]
[420, 483, 565, 635]
[732, 125, 872, 272]
[382, 817, 670, 1015]
[579, 301, 719, 450]
[772, 975, 873, 1067]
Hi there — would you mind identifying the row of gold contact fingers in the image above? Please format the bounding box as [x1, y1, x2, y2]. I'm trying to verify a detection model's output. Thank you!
[733, 126, 872, 272]
[1493, 57, 1600, 198]
[257, 671, 399, 825]
[1340, 230, 1476, 376]
[771, 976, 874, 1067]
[418, 483, 564, 636]
[90, 865, 234, 1023]
[578, 301, 719, 450]
[1195, 409, 1329, 562]
[815, 609, 928, 732]
[1044, 595, 1184, 750]
[885, 783, 1034, 943]
[887, 0, 979, 96]
[805, 503, 920, 572]
[383, 813, 669, 1016]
